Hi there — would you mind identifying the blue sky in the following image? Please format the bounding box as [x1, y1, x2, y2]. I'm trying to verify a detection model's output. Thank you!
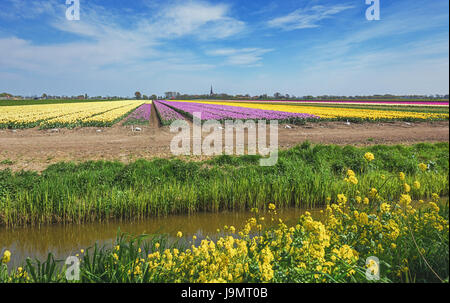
[0, 0, 448, 97]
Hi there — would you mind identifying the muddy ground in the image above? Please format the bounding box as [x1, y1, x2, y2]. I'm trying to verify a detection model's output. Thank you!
[0, 118, 448, 171]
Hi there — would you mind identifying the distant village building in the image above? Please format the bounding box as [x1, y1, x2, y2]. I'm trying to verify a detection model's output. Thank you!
[165, 92, 180, 99]
[0, 93, 14, 100]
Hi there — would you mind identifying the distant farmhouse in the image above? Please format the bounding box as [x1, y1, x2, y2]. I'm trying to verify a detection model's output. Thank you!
[165, 92, 180, 99]
[0, 93, 21, 100]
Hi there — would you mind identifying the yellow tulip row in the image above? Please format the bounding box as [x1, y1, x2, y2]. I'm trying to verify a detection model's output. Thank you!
[171, 100, 449, 120]
[81, 102, 145, 125]
[0, 100, 143, 128]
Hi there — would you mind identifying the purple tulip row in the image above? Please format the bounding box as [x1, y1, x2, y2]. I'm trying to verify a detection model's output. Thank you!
[123, 103, 152, 124]
[159, 100, 320, 121]
[154, 101, 186, 125]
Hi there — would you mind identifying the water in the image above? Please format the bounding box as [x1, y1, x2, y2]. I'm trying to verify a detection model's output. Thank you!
[0, 207, 324, 267]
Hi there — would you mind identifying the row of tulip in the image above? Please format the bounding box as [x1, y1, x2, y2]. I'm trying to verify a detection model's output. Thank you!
[159, 100, 319, 123]
[122, 103, 152, 125]
[154, 101, 186, 126]
[167, 100, 448, 121]
[0, 100, 144, 129]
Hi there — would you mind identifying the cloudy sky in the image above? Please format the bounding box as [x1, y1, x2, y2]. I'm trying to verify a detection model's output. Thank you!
[0, 0, 448, 97]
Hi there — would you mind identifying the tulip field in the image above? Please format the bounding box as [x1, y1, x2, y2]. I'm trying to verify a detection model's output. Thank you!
[0, 99, 448, 129]
[0, 100, 144, 129]
[158, 100, 320, 122]
[163, 100, 449, 122]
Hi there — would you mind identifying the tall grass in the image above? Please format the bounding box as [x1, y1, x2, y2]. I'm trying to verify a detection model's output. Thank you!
[0, 142, 448, 227]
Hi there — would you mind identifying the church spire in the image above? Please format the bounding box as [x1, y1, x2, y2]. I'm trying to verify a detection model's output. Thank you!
[210, 85, 214, 96]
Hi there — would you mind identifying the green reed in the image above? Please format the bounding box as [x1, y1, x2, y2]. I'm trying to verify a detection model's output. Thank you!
[0, 142, 448, 227]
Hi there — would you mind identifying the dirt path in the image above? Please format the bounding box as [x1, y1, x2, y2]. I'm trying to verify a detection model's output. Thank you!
[148, 102, 160, 129]
[0, 121, 448, 171]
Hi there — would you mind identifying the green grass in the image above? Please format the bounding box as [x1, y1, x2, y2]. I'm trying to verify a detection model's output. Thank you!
[0, 142, 448, 227]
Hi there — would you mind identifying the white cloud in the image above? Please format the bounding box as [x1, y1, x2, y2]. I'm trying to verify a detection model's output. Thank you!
[0, 0, 248, 75]
[137, 1, 245, 40]
[268, 4, 354, 30]
[0, 1, 251, 95]
[207, 48, 273, 66]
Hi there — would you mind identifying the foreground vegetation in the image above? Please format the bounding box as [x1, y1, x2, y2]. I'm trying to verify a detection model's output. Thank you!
[0, 142, 448, 227]
[1, 158, 448, 283]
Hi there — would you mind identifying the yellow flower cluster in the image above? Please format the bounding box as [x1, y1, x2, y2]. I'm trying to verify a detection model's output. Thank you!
[1, 250, 11, 264]
[419, 163, 428, 172]
[133, 210, 363, 283]
[107, 188, 447, 283]
[364, 152, 375, 162]
[344, 169, 359, 185]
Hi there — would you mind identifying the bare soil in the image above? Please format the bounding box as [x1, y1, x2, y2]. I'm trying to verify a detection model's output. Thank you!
[0, 119, 448, 171]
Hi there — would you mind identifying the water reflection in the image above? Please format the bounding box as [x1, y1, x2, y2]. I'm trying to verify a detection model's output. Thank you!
[0, 207, 324, 266]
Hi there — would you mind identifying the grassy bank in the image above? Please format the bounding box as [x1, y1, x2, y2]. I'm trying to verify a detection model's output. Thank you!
[0, 142, 448, 227]
[1, 188, 448, 283]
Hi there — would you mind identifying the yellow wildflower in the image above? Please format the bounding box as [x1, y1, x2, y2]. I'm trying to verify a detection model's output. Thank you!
[337, 194, 347, 204]
[364, 152, 375, 162]
[1, 250, 11, 264]
[403, 183, 411, 193]
[399, 194, 412, 206]
[418, 163, 427, 172]
[348, 175, 358, 185]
